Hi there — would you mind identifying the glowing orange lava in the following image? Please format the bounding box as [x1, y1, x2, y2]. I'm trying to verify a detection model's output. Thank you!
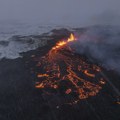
[52, 33, 76, 50]
[34, 33, 106, 105]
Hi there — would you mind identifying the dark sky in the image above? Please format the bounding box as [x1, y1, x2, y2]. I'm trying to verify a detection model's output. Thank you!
[0, 0, 120, 26]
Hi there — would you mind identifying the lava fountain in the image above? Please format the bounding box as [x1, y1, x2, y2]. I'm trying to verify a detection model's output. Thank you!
[34, 33, 106, 105]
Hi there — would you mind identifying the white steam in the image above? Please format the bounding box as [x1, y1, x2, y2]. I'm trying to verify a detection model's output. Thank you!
[72, 26, 120, 73]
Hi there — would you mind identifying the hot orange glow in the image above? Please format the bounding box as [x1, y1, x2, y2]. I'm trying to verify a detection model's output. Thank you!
[37, 74, 49, 78]
[84, 70, 95, 78]
[68, 33, 76, 42]
[33, 33, 106, 105]
[35, 83, 44, 89]
[52, 33, 76, 50]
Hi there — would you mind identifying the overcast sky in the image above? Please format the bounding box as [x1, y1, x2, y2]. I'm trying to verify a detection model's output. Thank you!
[0, 0, 120, 26]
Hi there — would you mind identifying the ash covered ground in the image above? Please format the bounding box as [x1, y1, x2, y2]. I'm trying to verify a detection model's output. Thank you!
[0, 26, 120, 120]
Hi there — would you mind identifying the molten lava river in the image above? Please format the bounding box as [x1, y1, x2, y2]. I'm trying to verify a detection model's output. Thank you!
[33, 34, 106, 105]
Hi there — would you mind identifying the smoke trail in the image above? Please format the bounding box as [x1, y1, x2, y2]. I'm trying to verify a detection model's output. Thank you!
[72, 25, 120, 74]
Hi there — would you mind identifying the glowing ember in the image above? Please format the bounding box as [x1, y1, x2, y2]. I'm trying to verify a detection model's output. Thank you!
[34, 33, 106, 105]
[84, 70, 95, 78]
[65, 89, 72, 94]
[52, 33, 76, 50]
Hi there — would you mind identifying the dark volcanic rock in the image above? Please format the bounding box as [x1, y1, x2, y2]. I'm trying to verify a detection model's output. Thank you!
[0, 28, 120, 120]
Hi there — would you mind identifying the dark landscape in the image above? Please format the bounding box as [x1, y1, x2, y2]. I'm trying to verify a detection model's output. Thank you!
[0, 28, 120, 120]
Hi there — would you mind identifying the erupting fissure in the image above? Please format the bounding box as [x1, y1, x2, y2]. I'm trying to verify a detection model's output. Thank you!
[52, 33, 76, 50]
[34, 33, 106, 104]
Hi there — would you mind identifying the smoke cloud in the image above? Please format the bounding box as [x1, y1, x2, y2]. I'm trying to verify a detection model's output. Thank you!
[72, 26, 120, 73]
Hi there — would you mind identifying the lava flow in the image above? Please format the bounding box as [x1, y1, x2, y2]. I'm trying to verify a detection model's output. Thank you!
[34, 33, 106, 104]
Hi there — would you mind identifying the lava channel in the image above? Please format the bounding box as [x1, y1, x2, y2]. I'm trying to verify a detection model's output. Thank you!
[34, 33, 106, 105]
